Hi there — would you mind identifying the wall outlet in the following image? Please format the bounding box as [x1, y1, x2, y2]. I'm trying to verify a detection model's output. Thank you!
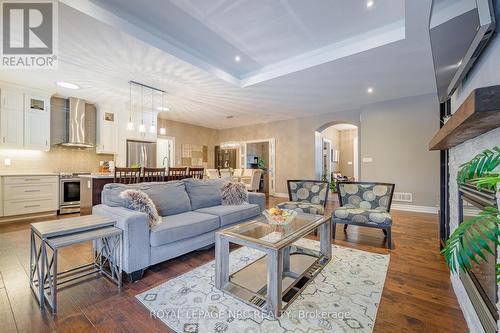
[4, 158, 11, 166]
[362, 157, 373, 163]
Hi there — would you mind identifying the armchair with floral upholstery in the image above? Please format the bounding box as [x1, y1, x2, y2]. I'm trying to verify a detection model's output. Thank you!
[332, 182, 395, 249]
[277, 180, 329, 215]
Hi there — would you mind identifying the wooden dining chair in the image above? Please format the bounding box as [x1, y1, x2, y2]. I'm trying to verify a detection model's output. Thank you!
[188, 167, 205, 179]
[142, 167, 166, 182]
[167, 167, 188, 180]
[114, 167, 142, 184]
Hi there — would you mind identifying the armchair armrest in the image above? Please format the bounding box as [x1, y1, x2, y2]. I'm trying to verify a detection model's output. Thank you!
[248, 192, 266, 211]
[93, 205, 150, 273]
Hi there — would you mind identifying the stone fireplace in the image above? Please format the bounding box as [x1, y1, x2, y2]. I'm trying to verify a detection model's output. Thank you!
[449, 127, 500, 332]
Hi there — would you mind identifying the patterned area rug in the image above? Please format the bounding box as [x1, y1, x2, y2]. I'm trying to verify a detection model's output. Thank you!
[136, 239, 389, 333]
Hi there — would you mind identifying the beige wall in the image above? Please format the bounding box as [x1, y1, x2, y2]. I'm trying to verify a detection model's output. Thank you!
[320, 126, 340, 172]
[157, 118, 218, 168]
[360, 94, 440, 207]
[218, 94, 440, 207]
[218, 109, 361, 194]
[0, 146, 113, 173]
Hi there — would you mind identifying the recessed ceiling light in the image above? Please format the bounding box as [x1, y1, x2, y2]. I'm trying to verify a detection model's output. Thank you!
[56, 81, 80, 89]
[366, 0, 374, 8]
[157, 106, 170, 111]
[234, 55, 241, 62]
[367, 87, 374, 94]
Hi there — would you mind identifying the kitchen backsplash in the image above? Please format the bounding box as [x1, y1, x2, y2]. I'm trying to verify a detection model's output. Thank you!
[0, 146, 114, 173]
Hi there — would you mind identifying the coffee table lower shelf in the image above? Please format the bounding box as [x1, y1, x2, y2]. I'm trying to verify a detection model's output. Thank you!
[221, 246, 330, 315]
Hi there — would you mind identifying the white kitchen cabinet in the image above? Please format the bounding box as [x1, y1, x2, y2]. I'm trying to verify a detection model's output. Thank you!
[24, 94, 50, 150]
[0, 87, 24, 149]
[96, 109, 118, 154]
[2, 175, 58, 217]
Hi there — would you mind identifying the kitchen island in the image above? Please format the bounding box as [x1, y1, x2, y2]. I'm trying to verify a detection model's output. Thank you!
[79, 174, 114, 215]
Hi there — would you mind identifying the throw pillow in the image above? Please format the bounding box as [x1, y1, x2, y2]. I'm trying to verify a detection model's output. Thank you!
[221, 182, 248, 205]
[119, 189, 161, 227]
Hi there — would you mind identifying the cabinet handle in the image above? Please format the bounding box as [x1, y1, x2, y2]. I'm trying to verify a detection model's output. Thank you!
[24, 189, 41, 192]
[24, 178, 41, 181]
[2, 137, 5, 143]
[24, 204, 40, 208]
[45, 140, 48, 146]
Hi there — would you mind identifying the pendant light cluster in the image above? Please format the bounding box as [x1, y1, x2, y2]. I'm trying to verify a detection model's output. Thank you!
[127, 80, 167, 134]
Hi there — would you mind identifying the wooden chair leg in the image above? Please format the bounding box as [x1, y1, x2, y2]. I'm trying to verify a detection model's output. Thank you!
[386, 228, 392, 249]
[332, 222, 336, 240]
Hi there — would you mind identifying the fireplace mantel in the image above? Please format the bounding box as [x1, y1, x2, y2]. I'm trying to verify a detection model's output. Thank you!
[429, 85, 500, 151]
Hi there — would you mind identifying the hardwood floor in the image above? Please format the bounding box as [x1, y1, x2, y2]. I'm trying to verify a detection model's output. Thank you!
[0, 197, 468, 332]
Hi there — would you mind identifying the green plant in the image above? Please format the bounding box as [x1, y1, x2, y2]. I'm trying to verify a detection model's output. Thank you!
[457, 146, 499, 188]
[442, 146, 500, 280]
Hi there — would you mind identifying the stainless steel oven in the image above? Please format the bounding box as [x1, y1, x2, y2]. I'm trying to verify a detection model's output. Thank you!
[59, 172, 89, 214]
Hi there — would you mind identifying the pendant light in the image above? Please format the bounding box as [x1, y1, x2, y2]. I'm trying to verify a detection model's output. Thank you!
[159, 91, 166, 135]
[138, 85, 146, 133]
[127, 82, 135, 130]
[150, 89, 156, 133]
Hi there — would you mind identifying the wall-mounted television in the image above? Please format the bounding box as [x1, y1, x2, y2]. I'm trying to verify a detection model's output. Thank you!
[429, 0, 497, 102]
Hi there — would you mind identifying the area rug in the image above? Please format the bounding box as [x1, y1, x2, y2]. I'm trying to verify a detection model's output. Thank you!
[136, 239, 389, 333]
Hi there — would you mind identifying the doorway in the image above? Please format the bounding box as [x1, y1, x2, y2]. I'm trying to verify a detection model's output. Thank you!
[157, 137, 175, 168]
[315, 123, 359, 183]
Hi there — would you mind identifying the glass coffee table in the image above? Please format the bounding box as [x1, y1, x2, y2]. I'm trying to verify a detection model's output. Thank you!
[215, 213, 331, 317]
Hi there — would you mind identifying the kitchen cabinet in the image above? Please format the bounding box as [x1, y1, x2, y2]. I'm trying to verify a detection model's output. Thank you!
[96, 109, 118, 154]
[24, 94, 50, 150]
[0, 87, 24, 149]
[0, 85, 51, 151]
[1, 175, 58, 217]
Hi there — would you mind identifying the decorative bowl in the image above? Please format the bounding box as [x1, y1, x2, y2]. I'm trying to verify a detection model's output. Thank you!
[263, 208, 297, 225]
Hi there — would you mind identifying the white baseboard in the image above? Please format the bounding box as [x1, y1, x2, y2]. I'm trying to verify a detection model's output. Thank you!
[272, 193, 289, 198]
[391, 203, 438, 214]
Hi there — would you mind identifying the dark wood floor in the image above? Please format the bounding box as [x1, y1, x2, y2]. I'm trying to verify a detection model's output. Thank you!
[0, 197, 468, 332]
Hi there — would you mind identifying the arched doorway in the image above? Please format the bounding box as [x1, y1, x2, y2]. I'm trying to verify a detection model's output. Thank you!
[315, 122, 360, 186]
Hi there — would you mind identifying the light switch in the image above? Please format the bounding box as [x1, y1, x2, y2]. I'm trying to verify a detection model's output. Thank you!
[4, 158, 11, 166]
[362, 157, 373, 163]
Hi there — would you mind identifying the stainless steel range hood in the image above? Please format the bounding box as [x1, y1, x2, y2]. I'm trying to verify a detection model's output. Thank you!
[51, 97, 96, 148]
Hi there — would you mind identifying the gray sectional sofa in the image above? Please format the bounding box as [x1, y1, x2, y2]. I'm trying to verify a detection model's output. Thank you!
[93, 179, 266, 281]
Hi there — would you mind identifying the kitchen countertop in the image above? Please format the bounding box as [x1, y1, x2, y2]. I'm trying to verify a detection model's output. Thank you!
[0, 172, 59, 176]
[79, 173, 114, 179]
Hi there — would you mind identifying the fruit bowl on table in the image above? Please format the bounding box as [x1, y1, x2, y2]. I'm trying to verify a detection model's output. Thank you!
[263, 208, 297, 225]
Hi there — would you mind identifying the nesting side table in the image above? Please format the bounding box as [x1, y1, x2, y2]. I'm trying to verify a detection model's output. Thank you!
[30, 215, 122, 313]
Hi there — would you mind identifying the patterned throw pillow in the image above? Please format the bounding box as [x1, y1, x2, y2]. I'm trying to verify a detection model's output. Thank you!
[119, 189, 161, 227]
[221, 182, 248, 206]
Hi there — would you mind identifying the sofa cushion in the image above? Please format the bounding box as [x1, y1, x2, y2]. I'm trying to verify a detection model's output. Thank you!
[195, 204, 260, 227]
[150, 211, 219, 247]
[140, 181, 191, 216]
[183, 178, 225, 210]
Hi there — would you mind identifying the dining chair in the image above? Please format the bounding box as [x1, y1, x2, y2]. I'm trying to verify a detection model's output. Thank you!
[188, 167, 205, 179]
[206, 169, 220, 179]
[167, 167, 188, 180]
[219, 169, 232, 179]
[142, 167, 166, 182]
[232, 168, 244, 181]
[114, 167, 142, 184]
[241, 169, 263, 191]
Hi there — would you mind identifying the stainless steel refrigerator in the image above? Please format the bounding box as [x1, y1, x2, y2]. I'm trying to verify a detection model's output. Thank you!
[127, 140, 157, 167]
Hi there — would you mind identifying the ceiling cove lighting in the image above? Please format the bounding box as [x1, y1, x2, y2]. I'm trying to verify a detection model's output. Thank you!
[366, 0, 374, 8]
[367, 87, 374, 94]
[234, 55, 241, 62]
[56, 81, 80, 89]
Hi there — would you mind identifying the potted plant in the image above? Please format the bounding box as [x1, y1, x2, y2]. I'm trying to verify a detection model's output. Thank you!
[442, 146, 500, 280]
